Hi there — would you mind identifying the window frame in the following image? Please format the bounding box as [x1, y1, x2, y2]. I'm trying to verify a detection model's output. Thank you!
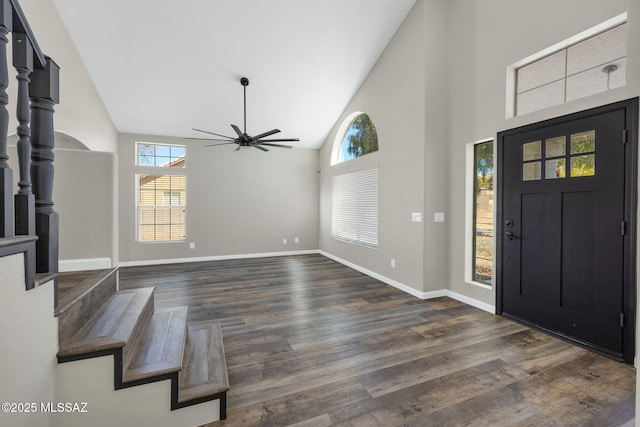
[465, 138, 494, 289]
[134, 141, 188, 244]
[506, 12, 627, 118]
[136, 174, 187, 243]
[331, 111, 379, 165]
[136, 141, 186, 168]
[329, 111, 381, 249]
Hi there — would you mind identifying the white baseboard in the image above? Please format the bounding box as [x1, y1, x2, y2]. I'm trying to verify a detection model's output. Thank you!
[118, 250, 320, 268]
[59, 257, 112, 272]
[445, 290, 496, 314]
[117, 250, 496, 314]
[319, 251, 495, 314]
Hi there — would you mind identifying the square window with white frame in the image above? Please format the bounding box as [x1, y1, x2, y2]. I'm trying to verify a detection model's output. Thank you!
[137, 174, 186, 242]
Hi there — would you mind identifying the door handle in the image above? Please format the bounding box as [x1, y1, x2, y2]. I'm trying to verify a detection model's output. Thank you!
[505, 231, 518, 240]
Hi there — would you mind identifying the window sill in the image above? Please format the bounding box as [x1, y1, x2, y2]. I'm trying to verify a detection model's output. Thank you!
[465, 280, 492, 290]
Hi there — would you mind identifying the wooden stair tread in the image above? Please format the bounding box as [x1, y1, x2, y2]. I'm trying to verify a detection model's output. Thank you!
[56, 268, 117, 316]
[178, 322, 229, 403]
[58, 287, 154, 358]
[123, 306, 189, 383]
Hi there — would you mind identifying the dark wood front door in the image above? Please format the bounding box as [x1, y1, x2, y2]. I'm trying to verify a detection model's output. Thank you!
[497, 99, 638, 363]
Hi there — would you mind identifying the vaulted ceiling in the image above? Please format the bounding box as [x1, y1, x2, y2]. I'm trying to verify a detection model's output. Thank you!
[52, 0, 416, 149]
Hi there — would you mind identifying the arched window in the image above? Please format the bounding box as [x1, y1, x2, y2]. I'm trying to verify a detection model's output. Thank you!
[330, 112, 379, 248]
[332, 112, 379, 165]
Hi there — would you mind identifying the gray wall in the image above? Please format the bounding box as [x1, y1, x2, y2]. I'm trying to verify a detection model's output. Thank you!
[319, 0, 449, 293]
[320, 0, 639, 304]
[118, 133, 319, 263]
[8, 145, 117, 264]
[446, 0, 638, 305]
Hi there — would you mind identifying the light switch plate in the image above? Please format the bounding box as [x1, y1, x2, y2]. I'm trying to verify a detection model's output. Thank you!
[411, 212, 422, 222]
[434, 212, 445, 223]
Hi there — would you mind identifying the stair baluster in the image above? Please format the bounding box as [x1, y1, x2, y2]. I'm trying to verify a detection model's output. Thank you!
[13, 32, 35, 237]
[0, 0, 13, 238]
[29, 57, 60, 293]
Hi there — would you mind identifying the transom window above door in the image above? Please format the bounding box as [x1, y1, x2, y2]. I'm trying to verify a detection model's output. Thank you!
[522, 130, 595, 181]
[507, 13, 627, 117]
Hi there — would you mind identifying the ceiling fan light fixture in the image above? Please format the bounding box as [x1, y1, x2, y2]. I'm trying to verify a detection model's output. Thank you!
[191, 76, 299, 152]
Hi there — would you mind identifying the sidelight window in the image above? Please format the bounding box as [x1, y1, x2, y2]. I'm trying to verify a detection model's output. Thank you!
[466, 140, 494, 287]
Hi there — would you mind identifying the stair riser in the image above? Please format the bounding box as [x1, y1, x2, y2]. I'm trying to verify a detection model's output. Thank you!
[58, 271, 118, 345]
[122, 292, 155, 373]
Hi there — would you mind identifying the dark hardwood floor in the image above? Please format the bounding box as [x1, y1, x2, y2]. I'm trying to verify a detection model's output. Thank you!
[118, 254, 635, 426]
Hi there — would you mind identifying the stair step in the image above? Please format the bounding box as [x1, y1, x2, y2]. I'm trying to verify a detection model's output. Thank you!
[123, 306, 189, 383]
[178, 321, 230, 404]
[58, 287, 155, 359]
[56, 268, 119, 345]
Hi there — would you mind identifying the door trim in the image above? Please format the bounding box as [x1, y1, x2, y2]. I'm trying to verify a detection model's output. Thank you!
[496, 98, 638, 364]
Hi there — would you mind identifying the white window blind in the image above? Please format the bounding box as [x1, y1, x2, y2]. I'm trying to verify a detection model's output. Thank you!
[331, 167, 379, 248]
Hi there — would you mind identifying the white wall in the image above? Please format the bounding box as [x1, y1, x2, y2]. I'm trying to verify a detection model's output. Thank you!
[118, 133, 319, 264]
[56, 357, 219, 427]
[0, 254, 58, 427]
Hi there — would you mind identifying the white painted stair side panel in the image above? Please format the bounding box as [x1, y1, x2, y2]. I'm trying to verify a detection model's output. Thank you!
[0, 253, 58, 427]
[56, 356, 220, 427]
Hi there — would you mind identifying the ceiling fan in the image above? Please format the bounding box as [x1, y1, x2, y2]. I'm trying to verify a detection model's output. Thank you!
[191, 77, 299, 152]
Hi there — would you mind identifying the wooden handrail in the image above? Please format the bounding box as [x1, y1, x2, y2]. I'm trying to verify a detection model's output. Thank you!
[8, 0, 45, 68]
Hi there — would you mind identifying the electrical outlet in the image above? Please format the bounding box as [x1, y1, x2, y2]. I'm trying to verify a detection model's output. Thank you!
[391, 258, 396, 268]
[189, 242, 195, 249]
[294, 237, 299, 244]
[282, 238, 287, 244]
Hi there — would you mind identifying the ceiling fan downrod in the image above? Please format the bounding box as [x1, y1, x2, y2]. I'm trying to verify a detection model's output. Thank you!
[241, 77, 249, 135]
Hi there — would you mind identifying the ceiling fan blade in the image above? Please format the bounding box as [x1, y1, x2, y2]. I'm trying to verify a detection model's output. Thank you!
[204, 142, 238, 147]
[252, 129, 281, 140]
[256, 138, 299, 142]
[187, 137, 232, 142]
[235, 145, 242, 152]
[252, 144, 269, 152]
[259, 142, 292, 149]
[192, 128, 235, 140]
[231, 124, 245, 138]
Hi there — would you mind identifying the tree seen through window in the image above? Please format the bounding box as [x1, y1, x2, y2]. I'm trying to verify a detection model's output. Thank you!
[338, 113, 378, 163]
